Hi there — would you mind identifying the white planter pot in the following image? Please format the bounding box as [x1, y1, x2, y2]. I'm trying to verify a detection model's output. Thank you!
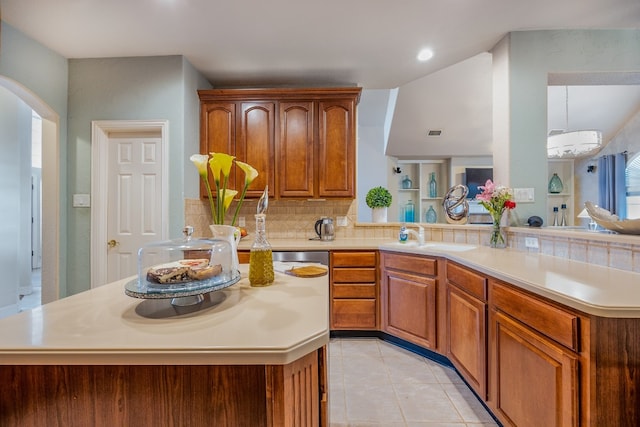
[371, 207, 388, 223]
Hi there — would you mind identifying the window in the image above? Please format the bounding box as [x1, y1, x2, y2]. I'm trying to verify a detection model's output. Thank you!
[626, 153, 640, 218]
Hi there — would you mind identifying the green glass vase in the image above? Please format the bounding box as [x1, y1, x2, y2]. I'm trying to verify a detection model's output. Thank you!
[548, 173, 563, 194]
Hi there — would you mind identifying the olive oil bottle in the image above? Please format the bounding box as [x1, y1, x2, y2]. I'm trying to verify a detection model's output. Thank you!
[248, 213, 274, 286]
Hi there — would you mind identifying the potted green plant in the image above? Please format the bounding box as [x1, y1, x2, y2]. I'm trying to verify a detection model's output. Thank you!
[366, 186, 392, 223]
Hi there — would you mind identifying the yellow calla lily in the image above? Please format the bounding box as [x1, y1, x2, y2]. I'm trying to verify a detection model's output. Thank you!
[236, 161, 258, 185]
[209, 152, 235, 183]
[190, 154, 209, 178]
[192, 151, 262, 226]
[222, 189, 238, 211]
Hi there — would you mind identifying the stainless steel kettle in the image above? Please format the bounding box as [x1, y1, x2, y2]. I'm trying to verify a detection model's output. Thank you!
[314, 217, 335, 241]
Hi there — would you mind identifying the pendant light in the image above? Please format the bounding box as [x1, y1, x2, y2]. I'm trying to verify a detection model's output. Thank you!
[547, 86, 603, 158]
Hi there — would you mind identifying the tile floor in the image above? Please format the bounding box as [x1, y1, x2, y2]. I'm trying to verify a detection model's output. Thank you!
[329, 337, 499, 427]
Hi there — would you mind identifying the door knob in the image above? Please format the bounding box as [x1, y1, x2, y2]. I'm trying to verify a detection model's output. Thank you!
[107, 239, 119, 248]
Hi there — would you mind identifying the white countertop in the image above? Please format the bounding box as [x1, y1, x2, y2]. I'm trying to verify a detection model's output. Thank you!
[379, 241, 640, 318]
[248, 237, 640, 318]
[0, 265, 329, 365]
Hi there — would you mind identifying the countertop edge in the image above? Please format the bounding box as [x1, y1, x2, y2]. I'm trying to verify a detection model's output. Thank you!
[0, 331, 329, 366]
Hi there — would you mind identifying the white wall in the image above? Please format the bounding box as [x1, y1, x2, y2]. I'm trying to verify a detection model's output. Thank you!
[0, 87, 32, 316]
[0, 21, 68, 308]
[357, 89, 394, 222]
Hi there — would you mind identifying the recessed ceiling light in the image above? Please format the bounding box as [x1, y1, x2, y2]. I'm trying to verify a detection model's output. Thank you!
[417, 48, 434, 62]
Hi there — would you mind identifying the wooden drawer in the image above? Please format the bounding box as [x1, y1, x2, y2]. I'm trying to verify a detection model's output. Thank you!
[332, 267, 376, 283]
[446, 262, 487, 301]
[490, 280, 580, 352]
[331, 251, 376, 267]
[332, 283, 376, 299]
[332, 299, 376, 329]
[238, 250, 250, 264]
[382, 252, 437, 277]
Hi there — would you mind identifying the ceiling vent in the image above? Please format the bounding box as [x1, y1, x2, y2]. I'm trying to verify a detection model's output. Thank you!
[427, 130, 442, 137]
[548, 129, 565, 136]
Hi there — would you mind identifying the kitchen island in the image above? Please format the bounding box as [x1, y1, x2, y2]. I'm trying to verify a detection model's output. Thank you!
[0, 265, 329, 427]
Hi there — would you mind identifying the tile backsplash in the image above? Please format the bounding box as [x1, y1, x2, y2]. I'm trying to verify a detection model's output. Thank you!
[185, 198, 640, 273]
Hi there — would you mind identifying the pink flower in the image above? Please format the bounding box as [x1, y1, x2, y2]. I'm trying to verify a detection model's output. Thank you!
[476, 179, 495, 202]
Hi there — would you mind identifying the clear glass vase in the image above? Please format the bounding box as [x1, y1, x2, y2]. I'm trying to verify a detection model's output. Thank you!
[489, 219, 507, 248]
[210, 224, 240, 273]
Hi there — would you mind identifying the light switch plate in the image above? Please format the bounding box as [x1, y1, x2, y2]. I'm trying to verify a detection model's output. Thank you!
[72, 193, 91, 207]
[514, 188, 535, 203]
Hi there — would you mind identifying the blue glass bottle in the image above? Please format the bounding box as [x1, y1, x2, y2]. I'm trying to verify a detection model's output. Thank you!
[429, 172, 437, 198]
[401, 175, 413, 189]
[404, 200, 415, 222]
[425, 205, 437, 223]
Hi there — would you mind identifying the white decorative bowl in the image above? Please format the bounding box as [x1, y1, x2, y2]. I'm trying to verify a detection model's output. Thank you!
[584, 201, 640, 235]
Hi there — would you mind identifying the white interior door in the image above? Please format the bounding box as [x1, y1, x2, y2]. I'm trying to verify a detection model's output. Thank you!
[106, 133, 163, 283]
[91, 120, 169, 288]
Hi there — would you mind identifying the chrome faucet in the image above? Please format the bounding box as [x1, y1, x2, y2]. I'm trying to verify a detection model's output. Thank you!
[399, 224, 425, 245]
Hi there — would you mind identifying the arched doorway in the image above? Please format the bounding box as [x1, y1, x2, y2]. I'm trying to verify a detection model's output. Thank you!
[0, 76, 60, 309]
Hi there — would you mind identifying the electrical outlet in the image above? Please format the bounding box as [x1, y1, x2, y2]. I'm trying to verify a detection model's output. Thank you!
[525, 237, 539, 249]
[238, 217, 245, 227]
[336, 216, 348, 227]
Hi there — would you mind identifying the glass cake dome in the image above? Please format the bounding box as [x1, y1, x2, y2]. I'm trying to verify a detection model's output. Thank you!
[125, 226, 240, 304]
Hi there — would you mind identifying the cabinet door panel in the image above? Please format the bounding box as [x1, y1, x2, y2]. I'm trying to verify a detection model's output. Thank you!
[279, 102, 314, 198]
[200, 102, 237, 193]
[318, 100, 355, 198]
[490, 310, 579, 427]
[237, 102, 275, 198]
[382, 270, 437, 349]
[447, 285, 486, 399]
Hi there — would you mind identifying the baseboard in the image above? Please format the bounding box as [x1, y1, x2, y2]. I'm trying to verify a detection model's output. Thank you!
[0, 303, 19, 320]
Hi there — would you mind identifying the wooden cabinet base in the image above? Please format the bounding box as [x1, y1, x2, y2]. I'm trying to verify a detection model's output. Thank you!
[0, 348, 325, 427]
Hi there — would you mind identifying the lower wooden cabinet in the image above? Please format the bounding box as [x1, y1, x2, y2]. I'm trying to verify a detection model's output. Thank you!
[489, 310, 579, 427]
[380, 252, 438, 349]
[330, 251, 378, 330]
[445, 262, 488, 399]
[446, 285, 487, 398]
[0, 347, 327, 427]
[488, 279, 581, 427]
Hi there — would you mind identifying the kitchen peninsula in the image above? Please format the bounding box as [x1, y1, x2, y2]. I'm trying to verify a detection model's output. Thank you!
[0, 266, 329, 427]
[243, 236, 640, 427]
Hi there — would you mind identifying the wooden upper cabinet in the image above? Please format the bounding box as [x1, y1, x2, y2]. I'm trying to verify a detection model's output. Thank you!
[278, 101, 315, 198]
[198, 88, 360, 200]
[237, 102, 276, 198]
[200, 102, 237, 192]
[318, 99, 356, 198]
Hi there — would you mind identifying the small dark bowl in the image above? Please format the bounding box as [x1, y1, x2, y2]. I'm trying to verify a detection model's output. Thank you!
[527, 216, 543, 227]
